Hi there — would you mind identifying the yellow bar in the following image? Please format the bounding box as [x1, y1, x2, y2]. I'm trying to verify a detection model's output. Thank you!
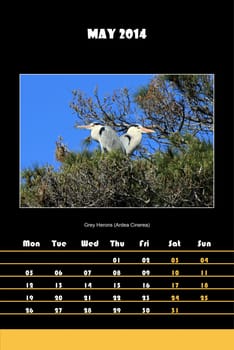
[0, 330, 234, 350]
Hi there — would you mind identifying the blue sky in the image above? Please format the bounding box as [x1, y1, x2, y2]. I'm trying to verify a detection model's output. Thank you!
[20, 74, 154, 170]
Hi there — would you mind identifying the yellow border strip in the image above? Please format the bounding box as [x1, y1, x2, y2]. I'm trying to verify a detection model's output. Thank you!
[0, 330, 234, 350]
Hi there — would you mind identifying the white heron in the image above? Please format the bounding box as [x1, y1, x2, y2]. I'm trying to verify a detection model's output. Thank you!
[75, 122, 126, 153]
[120, 124, 155, 155]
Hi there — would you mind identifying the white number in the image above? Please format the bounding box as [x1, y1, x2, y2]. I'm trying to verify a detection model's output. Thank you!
[55, 282, 63, 288]
[142, 283, 151, 288]
[84, 282, 93, 288]
[25, 307, 34, 313]
[113, 282, 121, 288]
[113, 308, 121, 313]
[84, 308, 92, 313]
[83, 270, 92, 276]
[142, 270, 151, 276]
[119, 28, 147, 39]
[113, 270, 121, 276]
[142, 308, 150, 313]
[25, 270, 33, 276]
[125, 29, 133, 39]
[138, 28, 147, 39]
[54, 270, 63, 276]
[55, 307, 63, 313]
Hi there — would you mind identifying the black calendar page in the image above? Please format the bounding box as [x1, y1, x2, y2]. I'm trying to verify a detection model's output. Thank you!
[2, 2, 233, 330]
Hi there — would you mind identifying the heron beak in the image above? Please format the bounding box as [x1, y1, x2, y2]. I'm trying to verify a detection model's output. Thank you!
[75, 125, 91, 129]
[140, 126, 155, 133]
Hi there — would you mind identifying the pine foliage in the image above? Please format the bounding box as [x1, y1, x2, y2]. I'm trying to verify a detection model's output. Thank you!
[21, 136, 213, 208]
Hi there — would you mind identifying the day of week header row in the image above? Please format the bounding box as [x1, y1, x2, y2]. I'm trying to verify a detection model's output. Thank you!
[21, 240, 212, 249]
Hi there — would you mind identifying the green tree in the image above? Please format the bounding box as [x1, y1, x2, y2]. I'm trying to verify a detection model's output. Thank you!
[21, 136, 213, 207]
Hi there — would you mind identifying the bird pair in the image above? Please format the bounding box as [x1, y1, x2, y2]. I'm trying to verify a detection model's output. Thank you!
[76, 123, 154, 155]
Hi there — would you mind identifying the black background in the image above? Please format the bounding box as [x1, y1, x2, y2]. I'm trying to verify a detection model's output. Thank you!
[2, 1, 233, 329]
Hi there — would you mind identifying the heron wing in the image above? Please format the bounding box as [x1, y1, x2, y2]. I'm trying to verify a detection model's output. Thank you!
[120, 132, 143, 155]
[100, 126, 125, 153]
[120, 134, 132, 154]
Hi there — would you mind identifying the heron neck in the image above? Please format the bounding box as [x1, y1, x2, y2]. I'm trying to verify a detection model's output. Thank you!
[91, 126, 102, 141]
[128, 130, 142, 144]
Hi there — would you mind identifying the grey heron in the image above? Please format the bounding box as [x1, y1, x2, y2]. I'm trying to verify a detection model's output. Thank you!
[120, 125, 154, 155]
[76, 122, 125, 153]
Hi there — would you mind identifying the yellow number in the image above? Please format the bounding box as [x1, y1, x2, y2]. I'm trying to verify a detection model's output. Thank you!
[172, 282, 179, 288]
[172, 270, 180, 276]
[171, 307, 179, 314]
[201, 282, 209, 288]
[201, 270, 208, 276]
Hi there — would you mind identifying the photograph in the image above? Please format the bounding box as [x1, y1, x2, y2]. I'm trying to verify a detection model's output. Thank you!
[20, 74, 214, 208]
